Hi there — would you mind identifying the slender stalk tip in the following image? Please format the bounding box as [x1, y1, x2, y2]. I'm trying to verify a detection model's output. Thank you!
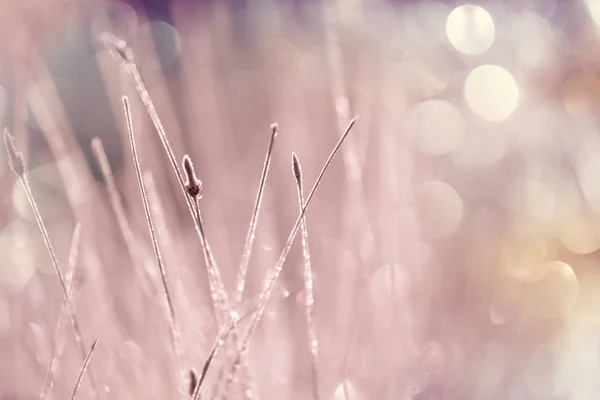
[121, 96, 131, 111]
[234, 107, 359, 366]
[233, 121, 280, 306]
[294, 150, 319, 400]
[292, 152, 302, 190]
[91, 137, 101, 148]
[100, 32, 134, 63]
[270, 123, 279, 137]
[182, 155, 202, 199]
[3, 128, 25, 176]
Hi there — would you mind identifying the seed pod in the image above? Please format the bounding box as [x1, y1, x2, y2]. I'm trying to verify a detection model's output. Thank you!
[182, 155, 202, 199]
[3, 129, 25, 176]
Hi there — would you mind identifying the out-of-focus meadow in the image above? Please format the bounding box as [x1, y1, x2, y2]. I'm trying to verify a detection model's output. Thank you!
[2, 0, 600, 399]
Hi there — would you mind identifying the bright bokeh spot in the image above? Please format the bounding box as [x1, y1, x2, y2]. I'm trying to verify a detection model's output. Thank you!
[509, 12, 554, 69]
[416, 180, 464, 239]
[500, 235, 549, 282]
[584, 0, 600, 30]
[464, 65, 520, 121]
[508, 178, 557, 226]
[407, 100, 465, 155]
[527, 261, 579, 319]
[446, 5, 495, 55]
[560, 213, 600, 255]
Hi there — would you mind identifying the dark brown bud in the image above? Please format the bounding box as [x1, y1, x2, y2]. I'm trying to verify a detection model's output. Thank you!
[292, 152, 302, 191]
[182, 155, 202, 198]
[188, 369, 198, 396]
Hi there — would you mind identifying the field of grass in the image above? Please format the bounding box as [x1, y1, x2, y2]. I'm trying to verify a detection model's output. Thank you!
[2, 1, 600, 399]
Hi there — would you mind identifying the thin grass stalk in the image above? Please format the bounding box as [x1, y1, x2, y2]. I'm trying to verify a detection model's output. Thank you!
[191, 315, 242, 400]
[100, 33, 229, 324]
[70, 339, 99, 400]
[3, 129, 101, 400]
[233, 123, 279, 306]
[292, 153, 320, 400]
[216, 124, 280, 400]
[223, 117, 359, 392]
[40, 223, 82, 400]
[194, 294, 270, 400]
[102, 35, 255, 398]
[24, 176, 98, 397]
[91, 137, 156, 297]
[143, 170, 194, 325]
[122, 96, 185, 397]
[193, 199, 256, 400]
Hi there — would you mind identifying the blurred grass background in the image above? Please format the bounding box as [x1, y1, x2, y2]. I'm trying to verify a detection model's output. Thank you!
[2, 0, 600, 399]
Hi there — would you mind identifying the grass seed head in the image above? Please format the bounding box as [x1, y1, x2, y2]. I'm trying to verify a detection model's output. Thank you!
[292, 152, 302, 191]
[182, 155, 202, 199]
[3, 128, 25, 176]
[188, 369, 198, 396]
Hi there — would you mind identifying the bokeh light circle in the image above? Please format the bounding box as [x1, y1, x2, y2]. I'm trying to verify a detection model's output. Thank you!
[464, 65, 520, 121]
[560, 213, 600, 255]
[527, 261, 579, 319]
[509, 12, 554, 69]
[407, 100, 465, 155]
[416, 180, 464, 238]
[446, 5, 495, 55]
[508, 178, 557, 226]
[500, 235, 548, 282]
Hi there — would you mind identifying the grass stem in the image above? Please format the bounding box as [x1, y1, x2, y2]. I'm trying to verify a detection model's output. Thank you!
[70, 339, 99, 400]
[293, 153, 320, 400]
[4, 129, 101, 400]
[123, 96, 186, 398]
